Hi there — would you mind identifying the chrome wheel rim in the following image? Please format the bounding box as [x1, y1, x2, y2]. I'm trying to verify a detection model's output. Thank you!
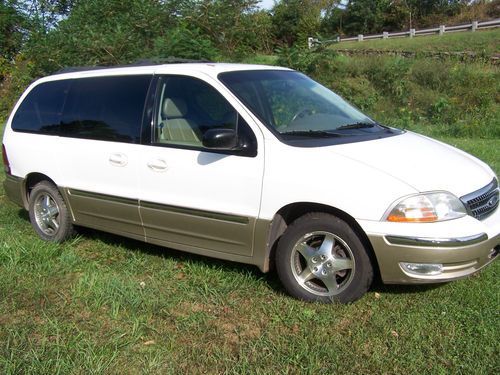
[34, 193, 60, 235]
[290, 231, 355, 297]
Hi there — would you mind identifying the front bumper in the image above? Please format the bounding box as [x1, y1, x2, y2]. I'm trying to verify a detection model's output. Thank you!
[359, 210, 500, 284]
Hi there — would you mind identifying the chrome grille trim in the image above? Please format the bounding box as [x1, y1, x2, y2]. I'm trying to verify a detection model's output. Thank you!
[460, 179, 499, 220]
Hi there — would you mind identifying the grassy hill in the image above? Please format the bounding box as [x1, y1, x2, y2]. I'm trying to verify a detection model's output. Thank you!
[330, 28, 500, 56]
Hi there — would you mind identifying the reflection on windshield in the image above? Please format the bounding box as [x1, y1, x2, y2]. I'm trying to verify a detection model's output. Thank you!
[219, 70, 378, 135]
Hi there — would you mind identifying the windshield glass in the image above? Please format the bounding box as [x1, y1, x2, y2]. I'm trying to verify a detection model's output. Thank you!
[219, 70, 377, 135]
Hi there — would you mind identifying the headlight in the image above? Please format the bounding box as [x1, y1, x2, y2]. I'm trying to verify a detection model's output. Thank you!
[385, 192, 467, 222]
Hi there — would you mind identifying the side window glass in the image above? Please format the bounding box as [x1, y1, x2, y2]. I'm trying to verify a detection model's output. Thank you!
[61, 75, 151, 143]
[154, 76, 238, 147]
[12, 80, 70, 134]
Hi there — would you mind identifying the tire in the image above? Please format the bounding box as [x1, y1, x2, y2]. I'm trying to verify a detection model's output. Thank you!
[276, 212, 373, 303]
[28, 181, 75, 242]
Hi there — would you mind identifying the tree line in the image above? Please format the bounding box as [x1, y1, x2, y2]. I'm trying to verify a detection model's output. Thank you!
[0, 0, 498, 97]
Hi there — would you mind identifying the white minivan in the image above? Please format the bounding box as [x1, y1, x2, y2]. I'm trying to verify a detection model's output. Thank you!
[2, 63, 499, 303]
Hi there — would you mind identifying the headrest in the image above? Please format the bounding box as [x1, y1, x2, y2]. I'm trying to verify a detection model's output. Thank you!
[162, 97, 187, 118]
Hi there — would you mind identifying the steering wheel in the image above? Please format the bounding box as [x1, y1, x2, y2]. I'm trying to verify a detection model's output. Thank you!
[290, 108, 313, 125]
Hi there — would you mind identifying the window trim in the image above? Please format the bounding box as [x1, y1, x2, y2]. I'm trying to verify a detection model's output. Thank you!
[148, 74, 258, 158]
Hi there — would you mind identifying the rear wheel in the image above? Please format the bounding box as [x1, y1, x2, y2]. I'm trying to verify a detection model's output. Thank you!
[276, 212, 373, 303]
[28, 181, 74, 242]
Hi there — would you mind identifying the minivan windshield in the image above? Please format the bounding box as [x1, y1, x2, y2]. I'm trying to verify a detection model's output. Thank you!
[219, 70, 382, 138]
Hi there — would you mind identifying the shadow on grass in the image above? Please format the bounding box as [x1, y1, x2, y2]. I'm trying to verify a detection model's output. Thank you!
[15, 208, 446, 298]
[75, 225, 287, 296]
[17, 209, 29, 221]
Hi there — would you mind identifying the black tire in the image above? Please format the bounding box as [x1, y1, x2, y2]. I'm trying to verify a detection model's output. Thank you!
[276, 212, 373, 303]
[28, 181, 75, 242]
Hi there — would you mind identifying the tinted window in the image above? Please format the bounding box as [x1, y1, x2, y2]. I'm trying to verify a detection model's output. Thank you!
[12, 80, 70, 134]
[61, 75, 151, 143]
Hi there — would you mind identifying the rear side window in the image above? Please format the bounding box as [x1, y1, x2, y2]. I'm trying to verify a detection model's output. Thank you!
[12, 80, 69, 134]
[61, 75, 151, 143]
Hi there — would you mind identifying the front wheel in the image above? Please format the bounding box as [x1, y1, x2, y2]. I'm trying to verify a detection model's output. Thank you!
[276, 213, 373, 303]
[28, 181, 75, 242]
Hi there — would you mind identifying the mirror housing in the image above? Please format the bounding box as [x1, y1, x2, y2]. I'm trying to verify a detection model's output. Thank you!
[202, 128, 239, 150]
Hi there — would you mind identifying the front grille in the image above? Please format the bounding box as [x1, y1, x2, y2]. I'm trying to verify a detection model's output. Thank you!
[461, 179, 499, 220]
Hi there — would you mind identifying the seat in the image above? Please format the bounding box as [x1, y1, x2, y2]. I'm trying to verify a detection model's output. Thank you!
[159, 97, 202, 146]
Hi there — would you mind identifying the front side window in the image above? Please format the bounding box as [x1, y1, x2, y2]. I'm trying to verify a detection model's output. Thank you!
[12, 80, 70, 134]
[219, 70, 395, 143]
[154, 76, 240, 147]
[60, 75, 151, 143]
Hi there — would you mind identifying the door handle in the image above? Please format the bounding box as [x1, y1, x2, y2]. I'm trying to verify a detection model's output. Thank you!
[147, 159, 168, 172]
[109, 153, 128, 167]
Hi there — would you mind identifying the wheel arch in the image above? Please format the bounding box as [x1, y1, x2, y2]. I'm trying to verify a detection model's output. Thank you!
[23, 173, 58, 209]
[263, 202, 380, 279]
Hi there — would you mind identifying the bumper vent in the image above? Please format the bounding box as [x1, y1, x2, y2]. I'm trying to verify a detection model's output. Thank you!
[461, 179, 499, 221]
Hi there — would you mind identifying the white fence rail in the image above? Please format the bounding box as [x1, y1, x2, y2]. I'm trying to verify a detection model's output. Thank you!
[308, 18, 500, 48]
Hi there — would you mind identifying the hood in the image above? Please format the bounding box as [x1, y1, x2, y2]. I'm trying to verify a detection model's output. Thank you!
[330, 131, 495, 197]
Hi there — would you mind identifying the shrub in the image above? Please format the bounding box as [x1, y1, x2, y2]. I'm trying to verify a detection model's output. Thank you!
[276, 45, 338, 76]
[152, 26, 219, 61]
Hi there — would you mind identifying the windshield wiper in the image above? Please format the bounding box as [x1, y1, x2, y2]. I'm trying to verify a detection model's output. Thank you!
[336, 122, 375, 130]
[281, 130, 344, 138]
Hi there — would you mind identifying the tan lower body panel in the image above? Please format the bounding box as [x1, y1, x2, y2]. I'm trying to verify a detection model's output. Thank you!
[368, 233, 499, 284]
[140, 201, 255, 257]
[64, 188, 145, 238]
[3, 174, 26, 208]
[62, 187, 272, 270]
[253, 218, 273, 272]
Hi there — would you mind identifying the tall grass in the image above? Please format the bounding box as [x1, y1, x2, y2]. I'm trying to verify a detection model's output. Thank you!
[327, 55, 499, 138]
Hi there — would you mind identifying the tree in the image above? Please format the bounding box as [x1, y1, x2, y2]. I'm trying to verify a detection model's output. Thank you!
[23, 0, 172, 71]
[342, 0, 391, 35]
[184, 0, 263, 56]
[272, 0, 339, 46]
[0, 0, 26, 61]
[321, 0, 471, 37]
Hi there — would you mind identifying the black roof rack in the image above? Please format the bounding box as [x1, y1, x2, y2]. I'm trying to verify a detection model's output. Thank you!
[52, 57, 214, 75]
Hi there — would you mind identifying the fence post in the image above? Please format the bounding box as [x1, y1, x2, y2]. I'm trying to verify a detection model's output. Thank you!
[439, 25, 445, 36]
[336, 36, 340, 43]
[410, 28, 416, 38]
[383, 31, 389, 39]
[472, 21, 478, 32]
[358, 34, 363, 42]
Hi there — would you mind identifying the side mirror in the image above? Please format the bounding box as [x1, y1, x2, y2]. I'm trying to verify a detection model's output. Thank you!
[202, 128, 239, 150]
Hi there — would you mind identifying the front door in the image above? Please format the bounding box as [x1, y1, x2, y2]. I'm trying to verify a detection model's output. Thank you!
[138, 75, 264, 257]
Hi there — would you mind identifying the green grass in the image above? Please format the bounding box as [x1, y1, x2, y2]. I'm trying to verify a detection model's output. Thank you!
[331, 28, 500, 56]
[0, 130, 499, 373]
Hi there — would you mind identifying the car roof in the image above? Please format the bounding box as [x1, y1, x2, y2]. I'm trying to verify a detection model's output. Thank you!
[39, 63, 292, 83]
